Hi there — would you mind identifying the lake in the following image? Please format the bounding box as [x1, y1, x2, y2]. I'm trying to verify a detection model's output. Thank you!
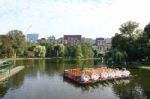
[0, 59, 150, 99]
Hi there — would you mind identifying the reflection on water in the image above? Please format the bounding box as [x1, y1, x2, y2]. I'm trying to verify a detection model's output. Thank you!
[0, 59, 150, 99]
[63, 77, 130, 92]
[0, 82, 8, 98]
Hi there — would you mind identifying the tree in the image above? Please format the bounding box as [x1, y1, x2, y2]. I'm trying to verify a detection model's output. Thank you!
[111, 21, 143, 61]
[119, 21, 139, 38]
[57, 44, 65, 57]
[144, 22, 150, 38]
[34, 45, 46, 57]
[54, 45, 61, 57]
[46, 45, 55, 57]
[112, 33, 128, 50]
[7, 30, 25, 58]
[0, 35, 13, 58]
[106, 21, 149, 64]
[38, 39, 56, 47]
[74, 43, 83, 59]
[81, 43, 94, 58]
[144, 22, 150, 61]
[105, 49, 127, 65]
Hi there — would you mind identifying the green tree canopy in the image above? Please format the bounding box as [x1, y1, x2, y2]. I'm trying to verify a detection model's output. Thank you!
[7, 30, 25, 57]
[0, 35, 13, 58]
[144, 22, 150, 38]
[119, 21, 139, 37]
[108, 21, 148, 63]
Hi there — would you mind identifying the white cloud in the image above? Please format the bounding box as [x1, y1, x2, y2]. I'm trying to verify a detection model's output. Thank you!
[0, 0, 150, 38]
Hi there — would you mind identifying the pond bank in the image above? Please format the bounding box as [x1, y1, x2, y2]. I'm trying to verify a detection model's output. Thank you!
[0, 66, 24, 82]
[0, 57, 100, 61]
[129, 65, 150, 70]
[137, 66, 150, 70]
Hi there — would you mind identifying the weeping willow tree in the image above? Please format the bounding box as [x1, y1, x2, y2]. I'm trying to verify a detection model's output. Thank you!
[82, 43, 94, 58]
[34, 45, 46, 57]
[74, 43, 83, 59]
[54, 44, 65, 57]
[105, 49, 127, 65]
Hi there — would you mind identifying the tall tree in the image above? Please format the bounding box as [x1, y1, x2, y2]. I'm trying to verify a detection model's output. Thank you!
[119, 21, 139, 38]
[144, 22, 150, 38]
[0, 35, 13, 58]
[110, 21, 143, 63]
[34, 45, 46, 57]
[7, 30, 25, 58]
[74, 43, 83, 59]
[105, 49, 127, 65]
[144, 22, 150, 60]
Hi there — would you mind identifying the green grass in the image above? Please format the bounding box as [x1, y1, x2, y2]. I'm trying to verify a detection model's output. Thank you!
[138, 66, 150, 70]
[130, 64, 150, 70]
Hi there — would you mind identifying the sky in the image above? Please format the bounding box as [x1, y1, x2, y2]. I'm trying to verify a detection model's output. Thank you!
[0, 0, 150, 39]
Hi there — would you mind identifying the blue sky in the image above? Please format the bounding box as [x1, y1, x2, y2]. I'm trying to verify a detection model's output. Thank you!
[0, 0, 150, 39]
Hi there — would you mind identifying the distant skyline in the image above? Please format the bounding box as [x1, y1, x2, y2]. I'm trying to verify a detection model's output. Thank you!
[0, 0, 150, 39]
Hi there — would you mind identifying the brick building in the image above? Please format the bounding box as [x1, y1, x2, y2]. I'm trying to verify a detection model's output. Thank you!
[64, 35, 82, 43]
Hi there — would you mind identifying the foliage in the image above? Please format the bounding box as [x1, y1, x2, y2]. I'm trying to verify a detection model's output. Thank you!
[107, 21, 150, 65]
[0, 35, 13, 58]
[7, 30, 25, 57]
[34, 45, 46, 57]
[24, 51, 35, 57]
[1, 21, 150, 62]
[105, 49, 127, 65]
[46, 44, 56, 57]
[93, 50, 103, 58]
[45, 42, 94, 59]
[74, 43, 83, 59]
[144, 22, 150, 38]
[54, 44, 65, 57]
[0, 30, 94, 59]
[24, 41, 36, 51]
[81, 43, 94, 58]
[119, 21, 139, 37]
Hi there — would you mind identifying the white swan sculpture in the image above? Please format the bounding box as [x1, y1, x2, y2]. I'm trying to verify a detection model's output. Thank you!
[91, 73, 100, 80]
[80, 74, 90, 82]
[101, 72, 109, 79]
[122, 70, 130, 77]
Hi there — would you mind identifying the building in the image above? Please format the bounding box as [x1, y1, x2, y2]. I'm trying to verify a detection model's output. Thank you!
[93, 38, 111, 53]
[64, 35, 82, 43]
[57, 37, 64, 44]
[47, 35, 55, 40]
[96, 38, 105, 52]
[81, 37, 95, 45]
[105, 38, 111, 51]
[27, 34, 39, 42]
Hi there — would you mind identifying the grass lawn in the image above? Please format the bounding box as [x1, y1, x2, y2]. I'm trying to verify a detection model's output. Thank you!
[128, 64, 150, 70]
[138, 66, 150, 70]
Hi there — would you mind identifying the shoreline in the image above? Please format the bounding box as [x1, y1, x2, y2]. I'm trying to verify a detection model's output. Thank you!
[0, 57, 100, 61]
[137, 66, 150, 70]
[1, 58, 149, 70]
[0, 57, 54, 61]
[130, 65, 150, 70]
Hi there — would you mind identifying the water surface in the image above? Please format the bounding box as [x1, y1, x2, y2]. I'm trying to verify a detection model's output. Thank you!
[0, 59, 150, 99]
